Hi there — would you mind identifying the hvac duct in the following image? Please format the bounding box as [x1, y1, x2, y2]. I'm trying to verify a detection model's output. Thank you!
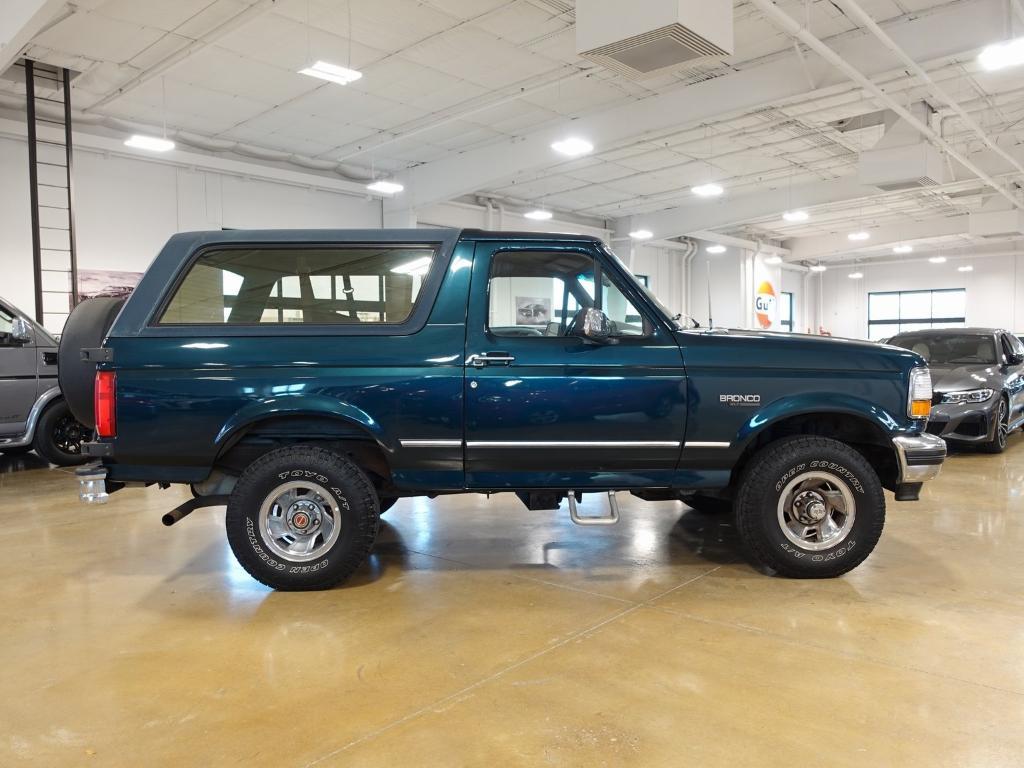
[576, 0, 734, 79]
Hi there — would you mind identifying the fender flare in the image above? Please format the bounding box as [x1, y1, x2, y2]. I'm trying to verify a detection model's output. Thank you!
[214, 395, 389, 453]
[6, 387, 62, 448]
[733, 393, 900, 453]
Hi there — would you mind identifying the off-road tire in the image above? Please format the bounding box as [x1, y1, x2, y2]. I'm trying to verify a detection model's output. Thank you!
[734, 436, 885, 578]
[682, 494, 733, 515]
[32, 399, 90, 466]
[979, 397, 1009, 454]
[226, 446, 380, 591]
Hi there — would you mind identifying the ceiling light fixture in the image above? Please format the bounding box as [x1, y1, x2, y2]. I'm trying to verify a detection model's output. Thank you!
[367, 179, 404, 195]
[848, 271, 864, 279]
[124, 134, 175, 152]
[706, 245, 727, 254]
[893, 244, 913, 254]
[764, 255, 783, 265]
[551, 137, 594, 157]
[299, 60, 363, 85]
[979, 37, 1024, 71]
[524, 209, 553, 221]
[692, 183, 724, 197]
[783, 210, 809, 223]
[958, 265, 974, 272]
[810, 264, 827, 272]
[391, 256, 432, 276]
[848, 231, 870, 241]
[629, 229, 653, 240]
[928, 256, 947, 264]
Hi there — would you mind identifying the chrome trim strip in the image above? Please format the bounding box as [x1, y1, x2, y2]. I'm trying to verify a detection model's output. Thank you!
[465, 441, 680, 448]
[400, 439, 462, 448]
[685, 441, 731, 448]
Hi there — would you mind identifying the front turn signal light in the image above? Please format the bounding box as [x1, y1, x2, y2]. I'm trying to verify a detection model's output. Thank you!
[910, 399, 932, 418]
[908, 367, 933, 419]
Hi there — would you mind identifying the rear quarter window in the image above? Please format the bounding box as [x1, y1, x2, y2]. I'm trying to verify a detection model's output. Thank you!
[157, 246, 437, 326]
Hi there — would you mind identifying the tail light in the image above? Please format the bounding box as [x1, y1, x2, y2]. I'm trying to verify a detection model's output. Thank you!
[95, 371, 116, 438]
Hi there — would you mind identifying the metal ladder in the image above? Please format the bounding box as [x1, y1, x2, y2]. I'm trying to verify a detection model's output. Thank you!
[23, 59, 78, 333]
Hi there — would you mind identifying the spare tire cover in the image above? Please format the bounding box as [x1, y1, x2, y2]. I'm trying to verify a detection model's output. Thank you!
[58, 297, 126, 428]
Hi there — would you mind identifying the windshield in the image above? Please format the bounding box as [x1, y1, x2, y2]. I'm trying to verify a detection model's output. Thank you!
[600, 245, 688, 330]
[891, 334, 998, 365]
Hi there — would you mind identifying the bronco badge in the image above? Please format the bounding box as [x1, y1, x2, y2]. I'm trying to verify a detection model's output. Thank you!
[721, 394, 761, 406]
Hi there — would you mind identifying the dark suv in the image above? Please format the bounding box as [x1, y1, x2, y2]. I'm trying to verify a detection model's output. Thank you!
[62, 229, 946, 590]
[888, 328, 1024, 453]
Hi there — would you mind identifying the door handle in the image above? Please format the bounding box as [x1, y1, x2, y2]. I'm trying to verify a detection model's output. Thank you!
[467, 352, 515, 367]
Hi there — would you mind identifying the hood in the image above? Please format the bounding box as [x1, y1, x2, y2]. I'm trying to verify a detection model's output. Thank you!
[675, 329, 924, 373]
[929, 363, 1001, 393]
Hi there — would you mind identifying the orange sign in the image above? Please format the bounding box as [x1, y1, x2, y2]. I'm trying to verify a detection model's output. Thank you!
[754, 281, 776, 329]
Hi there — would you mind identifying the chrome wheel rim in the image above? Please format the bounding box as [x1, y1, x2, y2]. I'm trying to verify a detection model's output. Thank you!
[777, 471, 856, 551]
[259, 480, 341, 563]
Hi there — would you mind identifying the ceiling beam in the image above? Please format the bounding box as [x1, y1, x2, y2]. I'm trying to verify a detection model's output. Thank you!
[0, 0, 67, 76]
[785, 215, 971, 261]
[387, 0, 1009, 212]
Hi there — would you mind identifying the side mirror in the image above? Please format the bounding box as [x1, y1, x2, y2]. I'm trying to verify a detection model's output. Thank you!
[10, 316, 31, 344]
[1008, 352, 1024, 366]
[571, 308, 612, 344]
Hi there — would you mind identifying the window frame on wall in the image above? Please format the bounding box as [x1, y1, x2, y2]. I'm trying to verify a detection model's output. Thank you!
[780, 291, 794, 332]
[867, 288, 967, 340]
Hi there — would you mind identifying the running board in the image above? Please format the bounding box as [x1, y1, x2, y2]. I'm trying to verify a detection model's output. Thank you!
[567, 490, 620, 526]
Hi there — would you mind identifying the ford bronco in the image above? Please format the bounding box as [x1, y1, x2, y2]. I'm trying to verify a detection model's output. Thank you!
[62, 229, 946, 590]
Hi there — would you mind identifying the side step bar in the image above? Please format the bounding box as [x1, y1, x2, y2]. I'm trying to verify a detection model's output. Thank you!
[567, 490, 620, 526]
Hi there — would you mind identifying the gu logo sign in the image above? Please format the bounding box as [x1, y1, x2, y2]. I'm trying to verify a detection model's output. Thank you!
[754, 280, 776, 329]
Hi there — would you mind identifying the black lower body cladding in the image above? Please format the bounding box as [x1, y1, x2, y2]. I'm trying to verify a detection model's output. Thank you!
[58, 297, 126, 428]
[734, 435, 885, 578]
[225, 445, 380, 591]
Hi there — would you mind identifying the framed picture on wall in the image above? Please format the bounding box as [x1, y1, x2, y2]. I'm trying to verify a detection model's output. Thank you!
[515, 296, 551, 326]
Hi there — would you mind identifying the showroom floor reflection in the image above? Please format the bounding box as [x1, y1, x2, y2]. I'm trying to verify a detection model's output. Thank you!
[1, 440, 1022, 767]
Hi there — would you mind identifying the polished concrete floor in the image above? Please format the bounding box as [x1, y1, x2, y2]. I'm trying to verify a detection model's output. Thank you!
[1, 441, 1022, 767]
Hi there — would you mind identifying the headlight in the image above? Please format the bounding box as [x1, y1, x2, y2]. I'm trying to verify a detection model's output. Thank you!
[940, 388, 994, 405]
[908, 367, 932, 418]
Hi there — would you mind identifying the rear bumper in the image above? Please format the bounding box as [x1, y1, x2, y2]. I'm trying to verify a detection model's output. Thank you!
[893, 433, 946, 484]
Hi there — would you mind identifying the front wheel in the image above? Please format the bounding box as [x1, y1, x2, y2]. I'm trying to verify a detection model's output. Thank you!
[980, 397, 1009, 454]
[733, 436, 885, 578]
[225, 446, 380, 591]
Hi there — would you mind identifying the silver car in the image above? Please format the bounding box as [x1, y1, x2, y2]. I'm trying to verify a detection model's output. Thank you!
[0, 296, 89, 465]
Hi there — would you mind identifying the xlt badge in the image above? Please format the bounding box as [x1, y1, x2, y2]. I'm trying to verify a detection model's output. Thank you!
[721, 394, 761, 406]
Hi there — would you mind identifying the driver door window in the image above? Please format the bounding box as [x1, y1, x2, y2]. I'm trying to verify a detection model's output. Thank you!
[487, 250, 647, 338]
[0, 306, 15, 346]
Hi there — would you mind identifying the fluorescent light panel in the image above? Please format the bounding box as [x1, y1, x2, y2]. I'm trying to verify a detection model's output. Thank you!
[629, 229, 653, 240]
[524, 209, 553, 221]
[551, 137, 593, 157]
[958, 265, 974, 272]
[299, 60, 363, 85]
[893, 244, 913, 254]
[848, 231, 870, 241]
[979, 38, 1024, 71]
[810, 264, 827, 272]
[764, 255, 783, 265]
[692, 183, 724, 197]
[848, 271, 864, 279]
[928, 256, 947, 264]
[706, 245, 727, 254]
[391, 257, 431, 276]
[783, 210, 809, 223]
[367, 180, 404, 194]
[124, 134, 174, 152]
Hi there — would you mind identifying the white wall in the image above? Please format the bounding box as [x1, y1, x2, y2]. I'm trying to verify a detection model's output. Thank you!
[0, 134, 383, 320]
[818, 255, 1024, 339]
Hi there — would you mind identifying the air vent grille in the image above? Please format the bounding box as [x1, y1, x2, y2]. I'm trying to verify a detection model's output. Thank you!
[582, 23, 729, 79]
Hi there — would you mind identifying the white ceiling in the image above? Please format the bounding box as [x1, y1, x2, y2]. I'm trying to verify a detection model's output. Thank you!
[3, 0, 1024, 264]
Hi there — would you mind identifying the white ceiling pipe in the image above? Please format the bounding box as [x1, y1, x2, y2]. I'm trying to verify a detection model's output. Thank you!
[84, 0, 278, 112]
[825, 250, 1023, 269]
[832, 0, 1024, 182]
[748, 0, 1024, 215]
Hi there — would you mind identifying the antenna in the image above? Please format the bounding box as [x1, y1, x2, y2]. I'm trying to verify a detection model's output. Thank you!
[706, 259, 713, 328]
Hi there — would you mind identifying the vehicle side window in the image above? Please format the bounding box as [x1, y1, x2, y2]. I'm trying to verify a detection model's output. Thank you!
[1002, 333, 1023, 362]
[158, 246, 437, 325]
[0, 306, 14, 346]
[487, 250, 648, 338]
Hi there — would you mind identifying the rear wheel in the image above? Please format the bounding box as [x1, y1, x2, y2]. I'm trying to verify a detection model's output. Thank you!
[734, 436, 884, 578]
[32, 400, 90, 466]
[225, 446, 380, 591]
[980, 397, 1009, 454]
